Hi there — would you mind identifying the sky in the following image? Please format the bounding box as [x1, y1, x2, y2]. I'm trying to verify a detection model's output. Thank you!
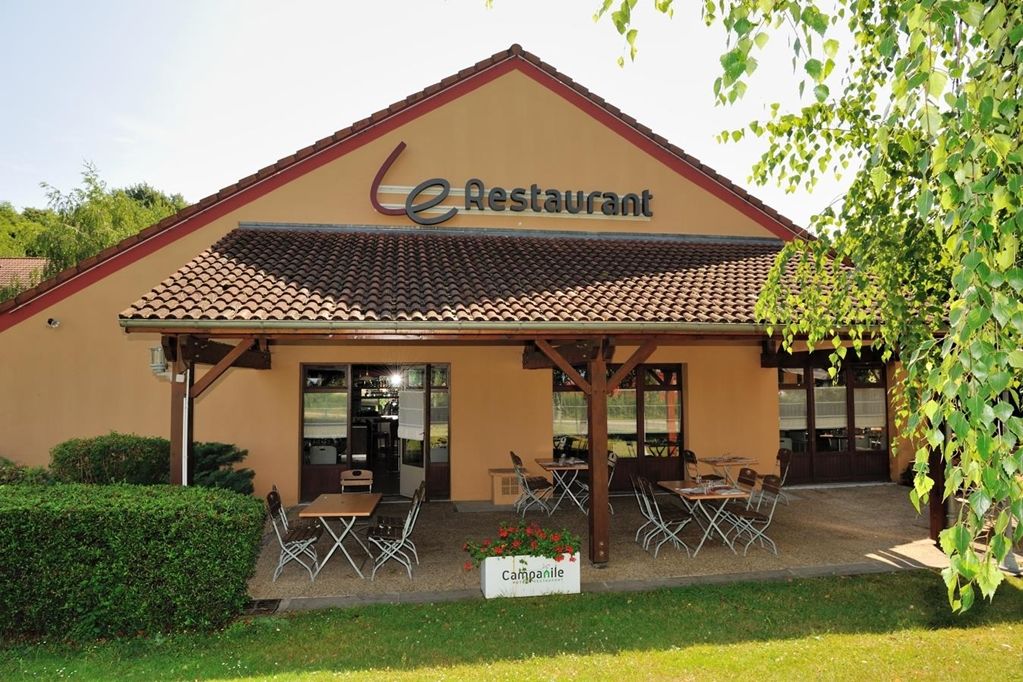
[0, 0, 851, 228]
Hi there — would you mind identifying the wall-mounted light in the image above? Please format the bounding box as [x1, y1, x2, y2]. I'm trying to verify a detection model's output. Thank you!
[46, 318, 60, 328]
[149, 345, 168, 375]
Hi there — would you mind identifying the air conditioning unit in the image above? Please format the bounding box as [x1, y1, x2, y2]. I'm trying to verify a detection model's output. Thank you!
[488, 468, 520, 506]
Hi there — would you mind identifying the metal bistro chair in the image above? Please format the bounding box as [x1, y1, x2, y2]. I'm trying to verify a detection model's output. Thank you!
[682, 449, 725, 483]
[266, 487, 323, 581]
[577, 451, 618, 514]
[510, 451, 554, 516]
[636, 476, 691, 557]
[341, 468, 374, 493]
[366, 481, 425, 579]
[776, 449, 793, 504]
[726, 474, 784, 555]
[372, 481, 426, 565]
[728, 466, 761, 511]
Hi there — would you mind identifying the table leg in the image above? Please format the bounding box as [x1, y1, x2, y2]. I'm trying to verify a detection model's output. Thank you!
[691, 499, 738, 557]
[313, 516, 368, 579]
[561, 470, 588, 513]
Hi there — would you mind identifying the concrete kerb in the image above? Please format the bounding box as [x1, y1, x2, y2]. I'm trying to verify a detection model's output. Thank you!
[272, 560, 935, 614]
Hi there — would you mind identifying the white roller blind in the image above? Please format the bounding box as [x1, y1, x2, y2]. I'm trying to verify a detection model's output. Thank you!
[398, 390, 425, 441]
[855, 388, 886, 428]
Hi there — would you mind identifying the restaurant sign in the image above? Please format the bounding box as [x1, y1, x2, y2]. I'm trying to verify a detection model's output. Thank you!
[371, 141, 653, 226]
[480, 552, 581, 598]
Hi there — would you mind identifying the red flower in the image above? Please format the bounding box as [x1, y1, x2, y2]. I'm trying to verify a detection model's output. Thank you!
[464, 561, 473, 571]
[569, 555, 576, 562]
[554, 554, 563, 562]
[511, 540, 522, 549]
[498, 528, 509, 538]
[494, 545, 504, 555]
[565, 546, 574, 554]
[551, 533, 561, 542]
[482, 539, 491, 547]
[530, 540, 539, 550]
[462, 543, 468, 551]
[537, 530, 547, 540]
[525, 526, 535, 536]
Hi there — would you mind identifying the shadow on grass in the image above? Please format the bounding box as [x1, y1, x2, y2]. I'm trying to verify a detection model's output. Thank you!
[1, 569, 1021, 680]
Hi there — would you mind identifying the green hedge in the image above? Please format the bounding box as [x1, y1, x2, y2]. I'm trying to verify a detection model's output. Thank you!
[49, 433, 256, 494]
[0, 483, 265, 641]
[50, 433, 169, 485]
[0, 457, 53, 485]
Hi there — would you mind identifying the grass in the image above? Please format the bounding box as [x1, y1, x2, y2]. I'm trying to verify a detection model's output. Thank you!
[1, 570, 1021, 680]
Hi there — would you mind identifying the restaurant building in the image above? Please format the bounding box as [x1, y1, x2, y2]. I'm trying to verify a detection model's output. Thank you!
[0, 45, 909, 562]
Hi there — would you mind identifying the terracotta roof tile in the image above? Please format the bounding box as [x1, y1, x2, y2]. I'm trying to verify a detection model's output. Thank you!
[120, 227, 784, 326]
[0, 258, 47, 288]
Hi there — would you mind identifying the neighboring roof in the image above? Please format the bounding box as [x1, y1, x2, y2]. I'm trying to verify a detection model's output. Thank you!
[0, 258, 47, 288]
[1, 43, 808, 334]
[119, 226, 783, 329]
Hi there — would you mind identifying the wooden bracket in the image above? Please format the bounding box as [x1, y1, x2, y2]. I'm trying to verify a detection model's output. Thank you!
[535, 339, 592, 395]
[192, 339, 255, 399]
[608, 339, 658, 392]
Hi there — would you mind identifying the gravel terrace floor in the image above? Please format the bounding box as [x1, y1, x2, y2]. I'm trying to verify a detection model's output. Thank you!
[248, 484, 948, 601]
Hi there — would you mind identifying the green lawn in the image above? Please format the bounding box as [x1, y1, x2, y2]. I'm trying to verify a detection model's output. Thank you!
[1, 570, 1021, 680]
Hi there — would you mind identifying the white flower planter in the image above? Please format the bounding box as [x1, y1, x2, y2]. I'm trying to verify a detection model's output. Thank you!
[480, 553, 581, 598]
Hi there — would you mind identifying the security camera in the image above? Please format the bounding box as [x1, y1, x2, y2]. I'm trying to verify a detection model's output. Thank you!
[46, 318, 60, 328]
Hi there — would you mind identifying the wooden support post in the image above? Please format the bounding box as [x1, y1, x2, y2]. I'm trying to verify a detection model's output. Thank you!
[928, 447, 947, 544]
[169, 337, 194, 486]
[587, 340, 610, 565]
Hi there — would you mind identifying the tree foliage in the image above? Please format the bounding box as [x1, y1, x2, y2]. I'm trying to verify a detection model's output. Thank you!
[597, 0, 1023, 610]
[0, 166, 186, 302]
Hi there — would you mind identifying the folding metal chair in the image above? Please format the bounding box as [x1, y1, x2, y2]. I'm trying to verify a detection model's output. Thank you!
[266, 487, 322, 581]
[367, 482, 425, 579]
[726, 474, 783, 555]
[776, 449, 793, 504]
[578, 451, 618, 514]
[373, 481, 425, 565]
[728, 467, 761, 511]
[510, 451, 553, 516]
[341, 468, 374, 493]
[635, 476, 691, 557]
[630, 473, 656, 544]
[682, 449, 725, 483]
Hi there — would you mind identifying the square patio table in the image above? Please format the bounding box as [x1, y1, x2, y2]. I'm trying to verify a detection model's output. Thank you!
[658, 480, 750, 557]
[300, 493, 381, 579]
[699, 455, 758, 486]
[536, 458, 589, 513]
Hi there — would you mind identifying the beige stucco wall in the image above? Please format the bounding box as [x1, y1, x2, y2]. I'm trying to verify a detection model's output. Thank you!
[0, 65, 794, 504]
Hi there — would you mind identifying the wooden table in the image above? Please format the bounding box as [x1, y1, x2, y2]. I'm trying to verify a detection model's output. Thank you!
[536, 458, 589, 513]
[300, 493, 381, 579]
[658, 480, 750, 556]
[700, 455, 758, 485]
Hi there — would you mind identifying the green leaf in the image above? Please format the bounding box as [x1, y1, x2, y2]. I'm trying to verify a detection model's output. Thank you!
[917, 189, 934, 218]
[1008, 350, 1023, 368]
[813, 84, 829, 102]
[927, 71, 947, 98]
[823, 38, 839, 58]
[754, 32, 769, 49]
[804, 58, 823, 81]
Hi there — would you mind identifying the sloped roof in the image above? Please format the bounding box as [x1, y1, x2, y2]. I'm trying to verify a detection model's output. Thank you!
[119, 226, 782, 329]
[1, 43, 807, 334]
[0, 258, 47, 288]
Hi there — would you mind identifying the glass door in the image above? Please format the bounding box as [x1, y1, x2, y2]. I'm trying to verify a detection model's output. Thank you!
[398, 365, 427, 498]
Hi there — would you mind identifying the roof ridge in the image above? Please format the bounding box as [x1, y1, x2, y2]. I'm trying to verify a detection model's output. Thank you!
[0, 42, 806, 327]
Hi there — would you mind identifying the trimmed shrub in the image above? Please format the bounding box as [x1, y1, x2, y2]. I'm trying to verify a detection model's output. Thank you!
[193, 442, 256, 495]
[49, 434, 256, 493]
[0, 483, 265, 640]
[0, 457, 53, 485]
[50, 433, 169, 485]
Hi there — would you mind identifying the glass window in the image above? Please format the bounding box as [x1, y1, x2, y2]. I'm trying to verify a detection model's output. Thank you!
[303, 392, 348, 439]
[553, 363, 683, 460]
[644, 390, 681, 457]
[853, 367, 883, 386]
[608, 388, 638, 458]
[305, 367, 347, 389]
[778, 387, 808, 454]
[431, 366, 449, 388]
[813, 369, 848, 454]
[854, 387, 887, 451]
[553, 392, 588, 458]
[430, 391, 449, 463]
